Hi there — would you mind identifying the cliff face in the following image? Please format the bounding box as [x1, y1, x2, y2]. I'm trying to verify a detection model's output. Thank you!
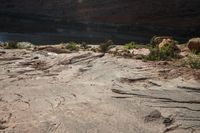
[0, 0, 200, 41]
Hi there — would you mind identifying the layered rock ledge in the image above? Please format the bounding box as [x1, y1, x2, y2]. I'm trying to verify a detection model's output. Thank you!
[0, 46, 200, 133]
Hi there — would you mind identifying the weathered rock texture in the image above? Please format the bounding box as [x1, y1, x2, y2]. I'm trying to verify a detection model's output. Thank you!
[0, 48, 200, 133]
[187, 38, 200, 52]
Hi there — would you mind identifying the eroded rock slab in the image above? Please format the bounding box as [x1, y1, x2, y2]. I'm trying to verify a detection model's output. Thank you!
[0, 49, 200, 133]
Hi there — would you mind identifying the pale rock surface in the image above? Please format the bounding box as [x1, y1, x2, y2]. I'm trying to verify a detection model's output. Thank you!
[0, 49, 200, 133]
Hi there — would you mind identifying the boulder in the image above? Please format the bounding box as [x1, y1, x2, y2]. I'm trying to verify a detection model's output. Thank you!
[187, 38, 200, 53]
[158, 39, 180, 52]
[151, 36, 172, 46]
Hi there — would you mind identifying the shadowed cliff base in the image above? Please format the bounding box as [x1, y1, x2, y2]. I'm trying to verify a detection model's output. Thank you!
[0, 0, 200, 44]
[0, 12, 199, 44]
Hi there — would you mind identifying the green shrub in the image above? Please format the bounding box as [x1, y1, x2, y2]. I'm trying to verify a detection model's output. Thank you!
[150, 36, 157, 46]
[145, 44, 154, 49]
[190, 49, 200, 55]
[144, 47, 159, 61]
[186, 54, 200, 69]
[66, 42, 79, 51]
[99, 40, 114, 53]
[3, 41, 18, 49]
[159, 45, 176, 60]
[145, 45, 176, 61]
[124, 42, 137, 49]
[2, 41, 34, 49]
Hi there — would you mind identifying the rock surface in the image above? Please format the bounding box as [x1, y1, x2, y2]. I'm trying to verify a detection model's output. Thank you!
[158, 39, 180, 52]
[187, 38, 200, 53]
[0, 48, 200, 133]
[151, 36, 173, 46]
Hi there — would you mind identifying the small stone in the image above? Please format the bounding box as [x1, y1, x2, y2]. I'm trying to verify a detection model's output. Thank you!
[144, 110, 162, 122]
[163, 116, 174, 127]
[79, 68, 90, 72]
[33, 56, 39, 59]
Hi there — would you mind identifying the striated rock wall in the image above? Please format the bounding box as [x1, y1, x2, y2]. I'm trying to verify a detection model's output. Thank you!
[1, 0, 200, 26]
[0, 0, 200, 41]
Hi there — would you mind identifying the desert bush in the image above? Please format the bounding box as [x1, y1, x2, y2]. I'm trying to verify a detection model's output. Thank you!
[159, 45, 176, 59]
[124, 42, 137, 49]
[150, 36, 157, 46]
[186, 54, 200, 69]
[145, 44, 154, 49]
[3, 41, 18, 49]
[190, 49, 200, 55]
[66, 42, 79, 51]
[99, 40, 114, 53]
[2, 41, 34, 49]
[144, 45, 176, 61]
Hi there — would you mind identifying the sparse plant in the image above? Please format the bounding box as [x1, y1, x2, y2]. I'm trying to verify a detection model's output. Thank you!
[81, 42, 87, 49]
[144, 45, 176, 61]
[124, 42, 137, 49]
[3, 41, 18, 49]
[159, 45, 176, 60]
[81, 42, 91, 49]
[65, 42, 79, 51]
[99, 40, 114, 53]
[17, 42, 34, 49]
[186, 54, 200, 69]
[190, 49, 200, 55]
[145, 44, 154, 49]
[144, 47, 159, 61]
[150, 35, 157, 46]
[2, 41, 34, 49]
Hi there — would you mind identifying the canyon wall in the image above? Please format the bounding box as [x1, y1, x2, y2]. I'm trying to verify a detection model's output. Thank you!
[0, 0, 200, 42]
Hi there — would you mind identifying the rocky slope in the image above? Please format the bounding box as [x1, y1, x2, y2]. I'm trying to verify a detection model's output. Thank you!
[0, 47, 200, 133]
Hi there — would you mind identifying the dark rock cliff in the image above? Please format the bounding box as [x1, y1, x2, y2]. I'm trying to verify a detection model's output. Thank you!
[0, 0, 200, 42]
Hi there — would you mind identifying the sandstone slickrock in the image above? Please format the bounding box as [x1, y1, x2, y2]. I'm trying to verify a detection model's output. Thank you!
[1, 49, 200, 133]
